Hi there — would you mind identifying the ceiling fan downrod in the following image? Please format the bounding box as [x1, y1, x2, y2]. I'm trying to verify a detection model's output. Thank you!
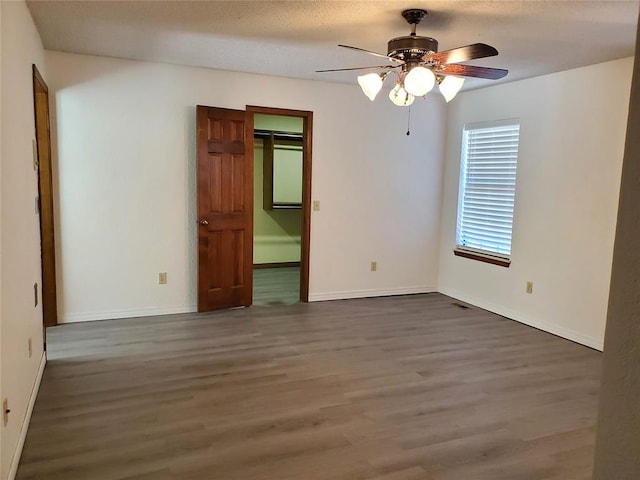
[388, 9, 438, 61]
[402, 8, 428, 36]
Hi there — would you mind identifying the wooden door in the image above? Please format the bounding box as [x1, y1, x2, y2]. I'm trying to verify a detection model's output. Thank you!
[33, 65, 58, 328]
[196, 106, 254, 312]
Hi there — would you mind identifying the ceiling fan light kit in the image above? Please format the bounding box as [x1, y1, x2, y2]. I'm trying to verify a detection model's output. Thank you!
[317, 8, 508, 107]
[404, 66, 436, 96]
[439, 75, 466, 103]
[357, 72, 385, 100]
[389, 83, 415, 106]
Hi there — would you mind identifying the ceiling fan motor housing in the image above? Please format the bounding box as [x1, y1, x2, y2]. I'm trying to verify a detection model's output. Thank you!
[387, 36, 439, 63]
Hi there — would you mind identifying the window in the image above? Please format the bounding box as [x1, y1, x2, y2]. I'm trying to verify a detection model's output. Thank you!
[455, 120, 520, 267]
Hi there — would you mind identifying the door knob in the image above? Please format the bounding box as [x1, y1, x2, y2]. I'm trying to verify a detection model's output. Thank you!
[199, 219, 209, 226]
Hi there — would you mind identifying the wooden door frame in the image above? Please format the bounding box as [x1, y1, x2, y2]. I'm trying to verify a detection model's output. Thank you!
[246, 105, 312, 302]
[32, 64, 58, 329]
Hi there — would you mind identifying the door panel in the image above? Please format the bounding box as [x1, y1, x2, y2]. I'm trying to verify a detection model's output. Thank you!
[197, 106, 253, 312]
[231, 155, 245, 212]
[208, 155, 223, 213]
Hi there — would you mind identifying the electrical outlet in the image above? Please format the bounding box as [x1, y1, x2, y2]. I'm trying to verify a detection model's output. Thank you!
[28, 338, 32, 358]
[313, 200, 320, 211]
[3, 399, 9, 427]
[34, 283, 38, 307]
[159, 272, 167, 284]
[526, 281, 533, 294]
[370, 261, 377, 272]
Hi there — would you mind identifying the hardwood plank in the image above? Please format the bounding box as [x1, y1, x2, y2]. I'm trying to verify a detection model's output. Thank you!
[253, 267, 299, 306]
[17, 294, 601, 479]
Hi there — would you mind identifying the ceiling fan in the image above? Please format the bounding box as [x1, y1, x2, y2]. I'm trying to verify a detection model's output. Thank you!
[317, 8, 508, 106]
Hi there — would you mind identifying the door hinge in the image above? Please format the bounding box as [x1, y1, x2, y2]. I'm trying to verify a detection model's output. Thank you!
[32, 139, 39, 171]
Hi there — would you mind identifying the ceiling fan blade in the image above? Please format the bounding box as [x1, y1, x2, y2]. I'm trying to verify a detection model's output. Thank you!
[338, 44, 405, 64]
[427, 43, 498, 65]
[316, 65, 399, 73]
[440, 64, 508, 80]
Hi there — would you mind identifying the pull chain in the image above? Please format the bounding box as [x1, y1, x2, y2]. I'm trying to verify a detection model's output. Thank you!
[406, 105, 411, 136]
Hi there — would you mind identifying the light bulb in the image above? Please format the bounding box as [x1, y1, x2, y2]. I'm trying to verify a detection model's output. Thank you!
[389, 83, 415, 107]
[439, 75, 465, 102]
[357, 73, 384, 101]
[404, 66, 436, 97]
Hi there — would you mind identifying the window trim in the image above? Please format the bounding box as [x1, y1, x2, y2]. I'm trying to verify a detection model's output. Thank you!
[453, 247, 511, 268]
[455, 118, 520, 265]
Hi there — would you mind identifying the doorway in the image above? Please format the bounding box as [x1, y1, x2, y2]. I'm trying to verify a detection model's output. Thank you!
[247, 106, 312, 306]
[195, 105, 312, 312]
[32, 65, 58, 330]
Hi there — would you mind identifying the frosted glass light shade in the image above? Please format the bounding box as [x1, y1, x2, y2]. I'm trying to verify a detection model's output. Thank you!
[404, 67, 436, 97]
[439, 75, 465, 102]
[389, 84, 415, 107]
[357, 73, 384, 101]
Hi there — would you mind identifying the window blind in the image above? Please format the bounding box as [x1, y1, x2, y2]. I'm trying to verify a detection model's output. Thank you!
[456, 121, 520, 258]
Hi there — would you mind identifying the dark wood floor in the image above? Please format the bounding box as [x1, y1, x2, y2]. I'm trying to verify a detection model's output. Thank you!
[253, 267, 300, 306]
[18, 294, 601, 479]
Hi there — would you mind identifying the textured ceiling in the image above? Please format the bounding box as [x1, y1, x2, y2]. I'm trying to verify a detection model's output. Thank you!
[27, 1, 639, 90]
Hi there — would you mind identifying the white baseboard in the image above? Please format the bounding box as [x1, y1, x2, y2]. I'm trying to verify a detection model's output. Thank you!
[308, 286, 437, 302]
[438, 287, 604, 351]
[8, 352, 46, 480]
[60, 305, 197, 323]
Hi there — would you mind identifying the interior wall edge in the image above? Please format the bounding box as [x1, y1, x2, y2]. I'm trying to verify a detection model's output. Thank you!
[1, 1, 47, 478]
[6, 352, 46, 480]
[592, 12, 640, 477]
[439, 287, 604, 351]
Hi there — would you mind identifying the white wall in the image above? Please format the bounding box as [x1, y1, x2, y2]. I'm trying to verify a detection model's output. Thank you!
[438, 57, 633, 350]
[46, 51, 446, 320]
[0, 2, 47, 479]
